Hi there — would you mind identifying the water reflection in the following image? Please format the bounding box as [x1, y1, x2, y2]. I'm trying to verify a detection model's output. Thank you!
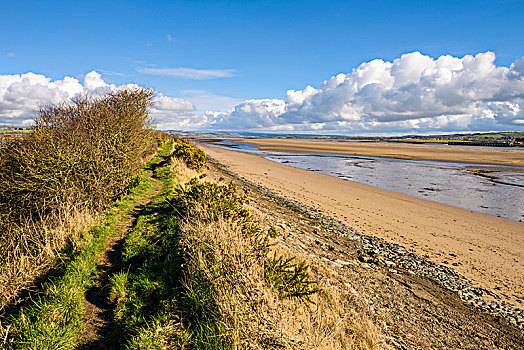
[265, 153, 524, 223]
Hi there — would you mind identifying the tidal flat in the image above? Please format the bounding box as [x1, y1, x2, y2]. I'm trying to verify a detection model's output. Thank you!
[211, 138, 524, 222]
[199, 141, 524, 311]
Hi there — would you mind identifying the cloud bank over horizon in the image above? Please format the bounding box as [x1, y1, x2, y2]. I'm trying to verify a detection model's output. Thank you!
[202, 51, 524, 134]
[1, 51, 523, 134]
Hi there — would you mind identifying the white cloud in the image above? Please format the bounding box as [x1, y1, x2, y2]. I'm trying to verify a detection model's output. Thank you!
[150, 95, 198, 129]
[203, 99, 286, 130]
[7, 52, 14, 58]
[3, 52, 524, 134]
[0, 72, 84, 124]
[0, 71, 197, 129]
[136, 67, 235, 80]
[201, 51, 524, 134]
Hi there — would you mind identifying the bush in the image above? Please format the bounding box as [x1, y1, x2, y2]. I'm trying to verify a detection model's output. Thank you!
[173, 178, 251, 222]
[0, 88, 155, 223]
[264, 254, 320, 302]
[0, 88, 156, 310]
[171, 177, 318, 301]
[173, 138, 206, 171]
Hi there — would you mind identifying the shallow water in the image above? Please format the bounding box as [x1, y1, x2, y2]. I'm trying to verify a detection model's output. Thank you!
[266, 154, 524, 222]
[210, 140, 524, 222]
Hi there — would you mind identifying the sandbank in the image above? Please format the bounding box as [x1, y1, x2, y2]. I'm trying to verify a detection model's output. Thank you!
[223, 138, 524, 167]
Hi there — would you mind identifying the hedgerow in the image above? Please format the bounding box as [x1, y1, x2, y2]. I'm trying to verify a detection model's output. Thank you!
[0, 88, 156, 310]
[0, 88, 155, 221]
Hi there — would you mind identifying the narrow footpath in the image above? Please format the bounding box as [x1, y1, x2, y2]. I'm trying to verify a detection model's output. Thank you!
[2, 146, 168, 349]
[79, 182, 161, 348]
[78, 154, 167, 348]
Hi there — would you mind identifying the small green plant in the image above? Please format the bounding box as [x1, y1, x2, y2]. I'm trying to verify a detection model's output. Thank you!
[268, 226, 279, 239]
[264, 254, 320, 303]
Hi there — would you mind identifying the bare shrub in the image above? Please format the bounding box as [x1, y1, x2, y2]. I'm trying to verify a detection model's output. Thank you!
[0, 88, 156, 310]
[0, 88, 155, 220]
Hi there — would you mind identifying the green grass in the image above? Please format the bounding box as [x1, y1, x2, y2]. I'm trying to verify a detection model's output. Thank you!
[2, 139, 349, 349]
[106, 146, 320, 349]
[1, 144, 168, 349]
[104, 145, 222, 349]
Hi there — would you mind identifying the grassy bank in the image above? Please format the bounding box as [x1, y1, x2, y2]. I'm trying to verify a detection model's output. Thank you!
[2, 139, 379, 349]
[103, 141, 379, 349]
[1, 89, 379, 348]
[0, 141, 173, 349]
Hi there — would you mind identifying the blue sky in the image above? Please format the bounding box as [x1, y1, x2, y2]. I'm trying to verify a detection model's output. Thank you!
[1, 0, 524, 134]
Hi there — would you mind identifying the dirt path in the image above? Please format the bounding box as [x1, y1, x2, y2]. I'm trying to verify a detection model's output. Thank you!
[78, 177, 162, 349]
[78, 204, 147, 349]
[205, 156, 524, 349]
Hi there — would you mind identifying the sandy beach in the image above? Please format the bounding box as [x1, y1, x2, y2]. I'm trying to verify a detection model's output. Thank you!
[224, 138, 524, 167]
[199, 142, 524, 307]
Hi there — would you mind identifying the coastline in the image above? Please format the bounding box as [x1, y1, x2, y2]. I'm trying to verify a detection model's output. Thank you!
[220, 137, 524, 167]
[199, 143, 524, 309]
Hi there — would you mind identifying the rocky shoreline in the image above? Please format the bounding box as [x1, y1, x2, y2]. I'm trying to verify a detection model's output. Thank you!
[207, 156, 524, 331]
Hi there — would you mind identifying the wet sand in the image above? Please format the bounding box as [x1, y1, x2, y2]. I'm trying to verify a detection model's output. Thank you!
[224, 138, 524, 167]
[199, 143, 524, 307]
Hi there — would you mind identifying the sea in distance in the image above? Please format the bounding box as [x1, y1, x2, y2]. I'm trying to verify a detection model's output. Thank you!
[211, 140, 524, 223]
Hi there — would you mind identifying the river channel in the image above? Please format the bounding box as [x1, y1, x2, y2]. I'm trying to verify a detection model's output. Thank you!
[210, 140, 524, 223]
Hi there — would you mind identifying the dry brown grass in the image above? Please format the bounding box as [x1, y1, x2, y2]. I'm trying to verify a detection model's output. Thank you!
[180, 214, 382, 349]
[0, 207, 98, 310]
[171, 156, 200, 187]
[156, 150, 384, 348]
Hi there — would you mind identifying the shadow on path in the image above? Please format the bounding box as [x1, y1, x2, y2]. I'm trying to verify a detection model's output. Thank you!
[77, 202, 147, 350]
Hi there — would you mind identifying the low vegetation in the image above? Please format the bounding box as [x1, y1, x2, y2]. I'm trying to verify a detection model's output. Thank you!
[1, 93, 379, 349]
[173, 136, 207, 170]
[104, 141, 378, 349]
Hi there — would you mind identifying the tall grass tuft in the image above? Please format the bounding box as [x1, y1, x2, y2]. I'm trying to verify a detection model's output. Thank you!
[0, 88, 156, 310]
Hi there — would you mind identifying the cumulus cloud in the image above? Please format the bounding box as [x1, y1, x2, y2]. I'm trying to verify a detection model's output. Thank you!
[0, 72, 84, 124]
[0, 71, 197, 128]
[4, 52, 524, 134]
[150, 95, 198, 129]
[202, 99, 286, 130]
[136, 67, 235, 80]
[203, 51, 524, 134]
